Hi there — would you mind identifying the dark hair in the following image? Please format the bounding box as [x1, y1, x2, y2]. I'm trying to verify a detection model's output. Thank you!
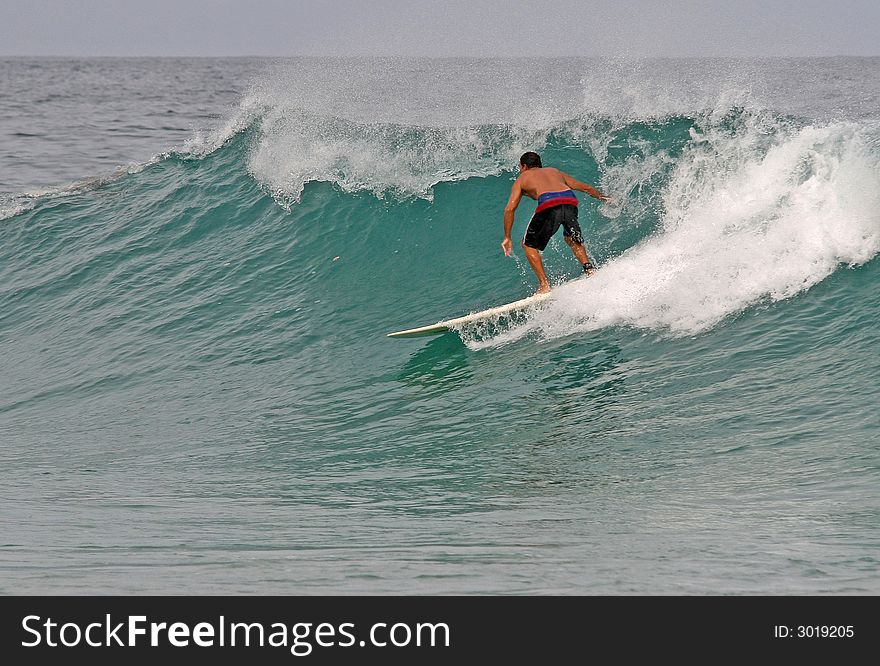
[519, 151, 542, 168]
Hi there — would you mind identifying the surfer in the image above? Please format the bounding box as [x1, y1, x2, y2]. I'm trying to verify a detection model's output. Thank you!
[502, 151, 609, 293]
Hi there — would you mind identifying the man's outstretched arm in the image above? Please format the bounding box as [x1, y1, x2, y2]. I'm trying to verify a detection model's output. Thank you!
[562, 172, 609, 201]
[502, 181, 523, 256]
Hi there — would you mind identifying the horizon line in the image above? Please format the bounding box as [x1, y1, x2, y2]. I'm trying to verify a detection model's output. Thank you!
[2, 53, 879, 59]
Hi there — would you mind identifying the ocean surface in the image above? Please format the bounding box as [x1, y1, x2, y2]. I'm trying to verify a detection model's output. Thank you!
[1, 57, 878, 594]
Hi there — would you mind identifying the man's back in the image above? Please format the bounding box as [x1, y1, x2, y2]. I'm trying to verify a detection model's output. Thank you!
[517, 167, 571, 200]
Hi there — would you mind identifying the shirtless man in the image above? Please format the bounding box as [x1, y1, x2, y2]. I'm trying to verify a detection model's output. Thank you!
[502, 151, 609, 293]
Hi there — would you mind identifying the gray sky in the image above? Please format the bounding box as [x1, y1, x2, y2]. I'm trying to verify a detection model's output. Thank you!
[1, 0, 878, 57]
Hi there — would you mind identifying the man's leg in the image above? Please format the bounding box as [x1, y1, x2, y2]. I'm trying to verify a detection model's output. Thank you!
[564, 235, 595, 275]
[522, 243, 551, 293]
[562, 209, 596, 275]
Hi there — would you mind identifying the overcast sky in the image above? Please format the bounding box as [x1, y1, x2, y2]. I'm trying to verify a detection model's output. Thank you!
[1, 0, 878, 57]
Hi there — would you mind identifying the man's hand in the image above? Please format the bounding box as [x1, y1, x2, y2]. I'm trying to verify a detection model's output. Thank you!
[501, 237, 513, 256]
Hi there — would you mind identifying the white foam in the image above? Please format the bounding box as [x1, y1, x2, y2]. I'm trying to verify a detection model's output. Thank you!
[246, 108, 547, 205]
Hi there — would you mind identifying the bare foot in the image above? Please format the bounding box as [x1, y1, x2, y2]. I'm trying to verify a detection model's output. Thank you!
[535, 284, 551, 295]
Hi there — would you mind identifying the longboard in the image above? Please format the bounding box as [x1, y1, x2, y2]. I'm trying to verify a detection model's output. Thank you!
[386, 291, 553, 338]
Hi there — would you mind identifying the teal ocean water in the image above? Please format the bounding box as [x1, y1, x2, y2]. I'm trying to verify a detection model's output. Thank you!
[1, 58, 878, 594]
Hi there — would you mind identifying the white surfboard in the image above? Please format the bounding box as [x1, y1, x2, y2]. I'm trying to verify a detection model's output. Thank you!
[387, 290, 553, 338]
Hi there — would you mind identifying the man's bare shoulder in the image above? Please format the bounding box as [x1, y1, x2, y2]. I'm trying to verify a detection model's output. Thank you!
[514, 170, 533, 185]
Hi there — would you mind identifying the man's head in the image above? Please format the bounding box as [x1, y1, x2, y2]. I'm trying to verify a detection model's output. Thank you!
[519, 151, 543, 170]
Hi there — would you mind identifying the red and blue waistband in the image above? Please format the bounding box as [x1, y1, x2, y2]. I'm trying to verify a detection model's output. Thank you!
[535, 189, 579, 213]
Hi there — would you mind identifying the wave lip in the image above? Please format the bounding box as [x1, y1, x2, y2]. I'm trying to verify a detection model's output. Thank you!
[0, 166, 138, 221]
